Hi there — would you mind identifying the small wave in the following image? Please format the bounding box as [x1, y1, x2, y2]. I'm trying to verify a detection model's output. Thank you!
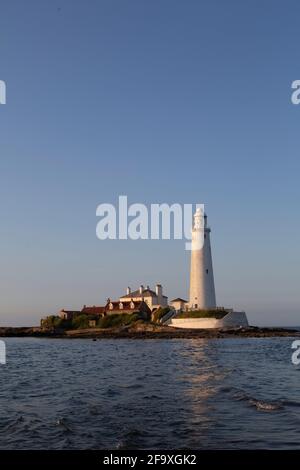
[119, 383, 143, 390]
[105, 387, 121, 397]
[143, 394, 160, 400]
[115, 427, 147, 450]
[2, 415, 25, 433]
[55, 418, 72, 433]
[219, 386, 234, 393]
[232, 391, 283, 411]
[249, 399, 282, 411]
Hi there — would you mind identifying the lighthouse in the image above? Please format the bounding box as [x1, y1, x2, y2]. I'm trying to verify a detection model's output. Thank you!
[189, 208, 216, 309]
[169, 207, 249, 328]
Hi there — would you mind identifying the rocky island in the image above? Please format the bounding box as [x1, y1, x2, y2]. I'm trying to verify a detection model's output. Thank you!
[0, 322, 299, 339]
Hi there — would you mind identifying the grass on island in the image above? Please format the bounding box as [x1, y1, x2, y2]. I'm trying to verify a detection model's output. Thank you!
[176, 309, 228, 319]
[97, 313, 140, 329]
[41, 312, 144, 330]
[41, 308, 228, 331]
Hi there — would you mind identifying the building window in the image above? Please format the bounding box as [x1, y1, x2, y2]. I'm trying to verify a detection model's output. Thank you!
[195, 304, 198, 308]
[206, 269, 208, 274]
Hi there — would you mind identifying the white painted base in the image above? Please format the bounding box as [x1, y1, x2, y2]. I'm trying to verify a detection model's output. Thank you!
[168, 311, 249, 329]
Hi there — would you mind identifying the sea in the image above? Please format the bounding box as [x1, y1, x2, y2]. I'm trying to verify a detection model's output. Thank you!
[0, 336, 300, 450]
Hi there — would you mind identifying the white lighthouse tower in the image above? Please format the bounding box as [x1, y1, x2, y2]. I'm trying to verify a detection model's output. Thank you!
[168, 207, 249, 328]
[189, 208, 216, 309]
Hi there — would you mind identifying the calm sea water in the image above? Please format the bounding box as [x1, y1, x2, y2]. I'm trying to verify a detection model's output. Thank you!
[0, 337, 300, 449]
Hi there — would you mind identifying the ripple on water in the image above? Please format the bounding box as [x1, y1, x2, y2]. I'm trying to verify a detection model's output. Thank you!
[0, 337, 299, 449]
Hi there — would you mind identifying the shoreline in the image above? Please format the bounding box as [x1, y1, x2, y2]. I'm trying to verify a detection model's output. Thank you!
[0, 325, 299, 339]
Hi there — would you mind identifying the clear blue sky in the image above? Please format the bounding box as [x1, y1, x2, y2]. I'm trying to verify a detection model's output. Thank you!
[0, 0, 299, 326]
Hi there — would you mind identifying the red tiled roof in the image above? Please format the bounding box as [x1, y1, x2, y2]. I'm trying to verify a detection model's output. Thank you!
[81, 300, 151, 315]
[81, 306, 106, 315]
[61, 309, 81, 313]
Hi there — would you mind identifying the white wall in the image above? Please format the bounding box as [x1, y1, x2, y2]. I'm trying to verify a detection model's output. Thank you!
[169, 311, 249, 329]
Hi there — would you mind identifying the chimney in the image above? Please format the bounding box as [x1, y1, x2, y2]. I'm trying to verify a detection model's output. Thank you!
[156, 284, 162, 301]
[127, 287, 131, 295]
[139, 285, 144, 294]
